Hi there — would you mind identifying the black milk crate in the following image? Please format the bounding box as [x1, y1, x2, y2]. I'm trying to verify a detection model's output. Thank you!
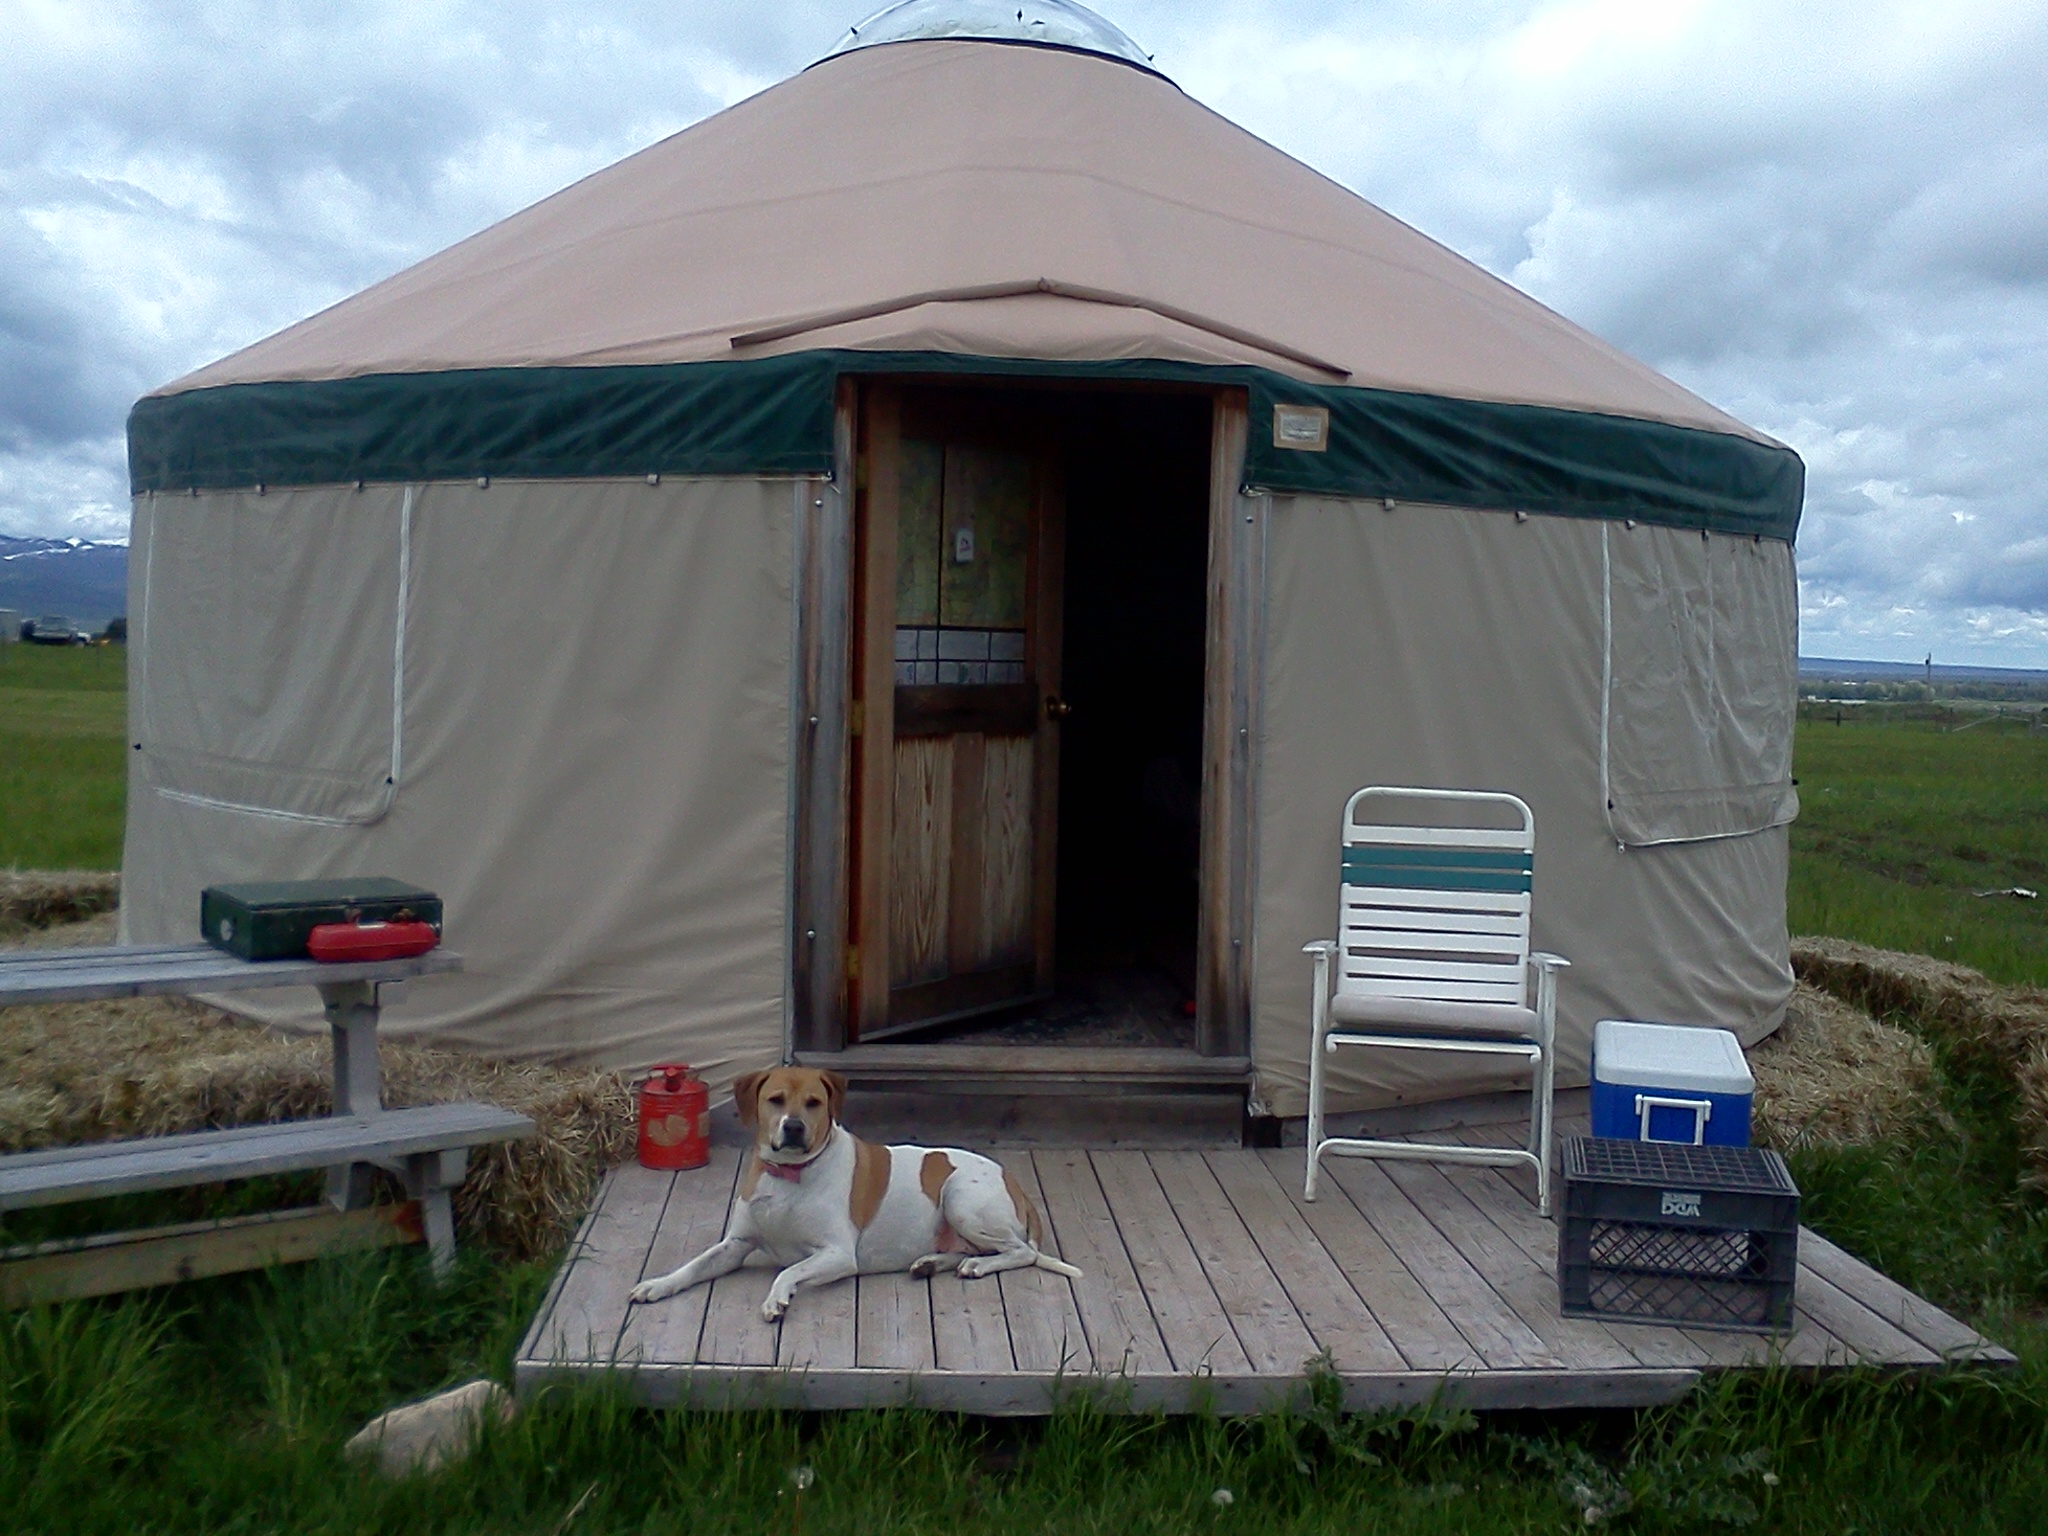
[1558, 1137, 1800, 1333]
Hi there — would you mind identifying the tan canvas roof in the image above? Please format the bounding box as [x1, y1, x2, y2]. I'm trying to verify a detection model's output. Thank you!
[162, 37, 1763, 443]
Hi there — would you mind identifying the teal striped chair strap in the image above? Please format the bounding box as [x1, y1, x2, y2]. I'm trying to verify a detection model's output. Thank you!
[1341, 844, 1533, 895]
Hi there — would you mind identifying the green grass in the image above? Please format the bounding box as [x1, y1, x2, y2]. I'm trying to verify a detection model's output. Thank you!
[0, 643, 126, 870]
[1790, 713, 2048, 986]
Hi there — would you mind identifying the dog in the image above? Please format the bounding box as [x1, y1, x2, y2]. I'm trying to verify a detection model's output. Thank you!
[628, 1066, 1082, 1321]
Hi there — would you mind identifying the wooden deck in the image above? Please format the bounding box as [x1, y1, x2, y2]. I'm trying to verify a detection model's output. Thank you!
[516, 1120, 2014, 1414]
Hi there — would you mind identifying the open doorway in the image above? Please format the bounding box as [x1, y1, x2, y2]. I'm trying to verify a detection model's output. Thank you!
[882, 387, 1214, 1047]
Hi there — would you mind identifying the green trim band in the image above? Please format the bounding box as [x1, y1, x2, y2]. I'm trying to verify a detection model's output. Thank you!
[127, 350, 1802, 541]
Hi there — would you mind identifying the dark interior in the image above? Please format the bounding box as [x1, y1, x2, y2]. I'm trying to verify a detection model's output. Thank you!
[917, 387, 1212, 1047]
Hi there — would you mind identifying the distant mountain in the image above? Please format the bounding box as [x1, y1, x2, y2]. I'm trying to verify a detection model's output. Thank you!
[0, 537, 129, 631]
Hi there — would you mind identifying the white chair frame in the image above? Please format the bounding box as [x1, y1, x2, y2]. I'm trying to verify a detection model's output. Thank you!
[1304, 786, 1569, 1215]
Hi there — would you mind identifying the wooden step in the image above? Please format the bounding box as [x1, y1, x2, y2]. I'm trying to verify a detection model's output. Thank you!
[795, 1045, 1251, 1091]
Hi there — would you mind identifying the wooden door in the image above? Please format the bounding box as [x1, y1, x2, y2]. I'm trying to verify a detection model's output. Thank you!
[850, 387, 1064, 1037]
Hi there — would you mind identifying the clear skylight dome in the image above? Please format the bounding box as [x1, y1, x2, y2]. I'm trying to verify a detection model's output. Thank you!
[826, 0, 1156, 73]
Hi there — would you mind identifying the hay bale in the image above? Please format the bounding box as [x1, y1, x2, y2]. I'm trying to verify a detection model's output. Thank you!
[1790, 935, 2048, 1075]
[0, 939, 635, 1259]
[1748, 983, 1943, 1150]
[0, 870, 120, 935]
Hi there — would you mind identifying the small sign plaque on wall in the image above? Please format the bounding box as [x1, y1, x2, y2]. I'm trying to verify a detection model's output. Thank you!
[1272, 403, 1330, 452]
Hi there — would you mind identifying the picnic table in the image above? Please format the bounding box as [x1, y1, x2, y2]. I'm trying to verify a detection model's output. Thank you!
[0, 943, 533, 1305]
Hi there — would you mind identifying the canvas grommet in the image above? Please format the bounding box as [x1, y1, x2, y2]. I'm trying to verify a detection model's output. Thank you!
[353, 480, 365, 492]
[1625, 518, 1637, 529]
[1381, 497, 1396, 511]
[1515, 510, 1528, 523]
[476, 476, 490, 489]
[255, 482, 265, 496]
[647, 473, 660, 485]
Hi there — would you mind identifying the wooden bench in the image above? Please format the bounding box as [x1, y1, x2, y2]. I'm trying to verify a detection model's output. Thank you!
[0, 943, 535, 1304]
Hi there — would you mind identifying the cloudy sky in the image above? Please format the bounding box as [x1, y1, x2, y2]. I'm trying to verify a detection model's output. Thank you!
[5, 0, 2045, 664]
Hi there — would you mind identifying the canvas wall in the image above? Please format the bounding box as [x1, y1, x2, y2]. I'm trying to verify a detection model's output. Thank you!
[1250, 496, 1798, 1117]
[122, 475, 802, 1094]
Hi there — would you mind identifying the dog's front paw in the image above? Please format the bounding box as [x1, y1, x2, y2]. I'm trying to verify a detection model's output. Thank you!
[957, 1256, 990, 1279]
[630, 1279, 674, 1305]
[761, 1293, 791, 1323]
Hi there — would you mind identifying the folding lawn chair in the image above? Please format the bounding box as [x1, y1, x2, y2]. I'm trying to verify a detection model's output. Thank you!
[1304, 787, 1569, 1214]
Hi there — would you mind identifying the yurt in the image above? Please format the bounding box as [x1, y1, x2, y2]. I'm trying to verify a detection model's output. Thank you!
[121, 0, 1803, 1125]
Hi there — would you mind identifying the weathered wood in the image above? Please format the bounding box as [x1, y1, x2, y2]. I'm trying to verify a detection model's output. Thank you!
[0, 1103, 535, 1210]
[1792, 1263, 1941, 1366]
[0, 1201, 422, 1307]
[1797, 1228, 2010, 1362]
[795, 1044, 1251, 1083]
[983, 733, 1036, 963]
[791, 391, 856, 1053]
[1197, 390, 1254, 1058]
[780, 1264, 860, 1373]
[852, 383, 903, 1036]
[1252, 1147, 1480, 1373]
[527, 1164, 671, 1367]
[1381, 1158, 1642, 1372]
[0, 942, 460, 1006]
[946, 731, 989, 971]
[519, 1134, 2010, 1414]
[994, 1152, 1093, 1375]
[1206, 1150, 1405, 1372]
[1148, 1151, 1319, 1374]
[890, 735, 952, 987]
[1029, 1148, 1173, 1376]
[614, 1147, 745, 1369]
[1320, 1154, 1562, 1369]
[1027, 444, 1065, 994]
[856, 1271, 937, 1371]
[1090, 1150, 1252, 1375]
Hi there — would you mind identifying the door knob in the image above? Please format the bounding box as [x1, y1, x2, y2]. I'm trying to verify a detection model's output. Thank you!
[1045, 694, 1072, 720]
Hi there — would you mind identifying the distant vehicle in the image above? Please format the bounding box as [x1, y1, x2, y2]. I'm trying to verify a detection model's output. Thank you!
[26, 615, 89, 646]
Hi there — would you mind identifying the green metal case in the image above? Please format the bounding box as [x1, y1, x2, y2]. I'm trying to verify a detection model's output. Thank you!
[199, 879, 442, 961]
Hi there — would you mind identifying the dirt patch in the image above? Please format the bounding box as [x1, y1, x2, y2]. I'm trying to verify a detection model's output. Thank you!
[2, 912, 635, 1259]
[1748, 983, 1943, 1150]
[0, 870, 120, 935]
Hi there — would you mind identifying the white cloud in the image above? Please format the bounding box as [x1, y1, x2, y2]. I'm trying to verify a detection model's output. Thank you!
[3, 0, 2046, 662]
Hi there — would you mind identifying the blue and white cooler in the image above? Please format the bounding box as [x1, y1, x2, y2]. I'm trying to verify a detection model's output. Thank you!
[1591, 1019, 1755, 1147]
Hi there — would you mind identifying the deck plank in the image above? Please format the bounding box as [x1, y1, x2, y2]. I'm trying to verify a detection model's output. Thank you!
[1149, 1152, 1321, 1375]
[1254, 1147, 1482, 1373]
[614, 1147, 744, 1368]
[1090, 1150, 1253, 1376]
[1204, 1150, 1407, 1373]
[1380, 1158, 1650, 1374]
[930, 1266, 1016, 1374]
[528, 1164, 671, 1366]
[1029, 1149, 1173, 1376]
[1793, 1263, 1941, 1365]
[1797, 1229, 2009, 1362]
[780, 1263, 860, 1372]
[994, 1153, 1093, 1376]
[1428, 1150, 1707, 1370]
[1320, 1155, 1563, 1370]
[697, 1253, 782, 1367]
[856, 1271, 937, 1371]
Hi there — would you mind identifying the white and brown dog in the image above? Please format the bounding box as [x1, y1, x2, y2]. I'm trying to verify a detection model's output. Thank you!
[628, 1067, 1082, 1321]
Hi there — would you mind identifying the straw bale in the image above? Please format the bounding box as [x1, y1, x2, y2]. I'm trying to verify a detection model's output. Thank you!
[0, 870, 120, 935]
[0, 931, 635, 1259]
[1790, 935, 2048, 1074]
[1748, 982, 1943, 1150]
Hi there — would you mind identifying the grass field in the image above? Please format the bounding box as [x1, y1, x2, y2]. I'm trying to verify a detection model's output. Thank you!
[0, 643, 126, 870]
[8, 651, 2048, 1531]
[1790, 709, 2048, 987]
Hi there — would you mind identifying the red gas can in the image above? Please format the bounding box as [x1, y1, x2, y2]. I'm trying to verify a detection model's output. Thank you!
[637, 1064, 709, 1170]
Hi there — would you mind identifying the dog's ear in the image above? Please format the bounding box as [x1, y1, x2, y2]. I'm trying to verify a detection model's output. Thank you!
[820, 1070, 848, 1122]
[732, 1070, 771, 1130]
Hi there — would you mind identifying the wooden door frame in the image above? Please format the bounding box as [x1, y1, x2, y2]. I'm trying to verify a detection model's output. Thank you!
[789, 377, 1257, 1060]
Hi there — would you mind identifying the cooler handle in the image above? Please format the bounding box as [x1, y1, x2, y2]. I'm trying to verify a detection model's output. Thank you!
[1635, 1093, 1712, 1145]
